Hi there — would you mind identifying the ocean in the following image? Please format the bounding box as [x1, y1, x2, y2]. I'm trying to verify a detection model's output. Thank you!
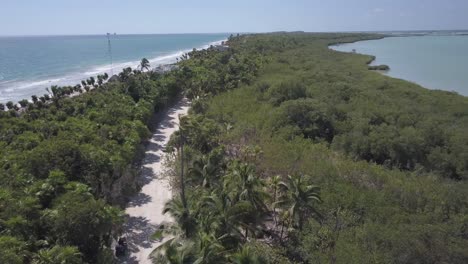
[0, 33, 228, 103]
[331, 35, 468, 96]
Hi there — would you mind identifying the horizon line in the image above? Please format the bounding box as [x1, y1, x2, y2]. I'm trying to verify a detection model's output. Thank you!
[1, 29, 468, 37]
[0, 32, 238, 38]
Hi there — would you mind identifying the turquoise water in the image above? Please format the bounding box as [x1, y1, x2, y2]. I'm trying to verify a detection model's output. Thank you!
[331, 36, 468, 96]
[0, 34, 228, 102]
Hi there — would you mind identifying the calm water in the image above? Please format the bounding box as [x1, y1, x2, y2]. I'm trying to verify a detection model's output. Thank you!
[0, 34, 228, 102]
[332, 36, 468, 96]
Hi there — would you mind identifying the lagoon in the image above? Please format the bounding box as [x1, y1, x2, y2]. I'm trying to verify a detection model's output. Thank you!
[332, 35, 468, 96]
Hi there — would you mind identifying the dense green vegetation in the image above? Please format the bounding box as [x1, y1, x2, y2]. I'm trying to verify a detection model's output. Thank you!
[154, 33, 468, 263]
[0, 59, 186, 262]
[1, 32, 468, 263]
[0, 37, 263, 262]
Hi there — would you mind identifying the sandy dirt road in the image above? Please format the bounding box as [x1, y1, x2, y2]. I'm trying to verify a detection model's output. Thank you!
[120, 99, 189, 264]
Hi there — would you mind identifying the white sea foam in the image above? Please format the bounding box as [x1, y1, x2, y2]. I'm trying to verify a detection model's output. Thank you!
[0, 38, 227, 102]
[15, 78, 63, 90]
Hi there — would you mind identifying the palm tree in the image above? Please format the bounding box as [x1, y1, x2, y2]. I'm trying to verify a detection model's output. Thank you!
[73, 85, 81, 93]
[163, 196, 198, 239]
[152, 232, 227, 264]
[19, 99, 28, 108]
[188, 155, 220, 188]
[33, 246, 83, 264]
[152, 196, 199, 264]
[0, 103, 5, 111]
[192, 232, 227, 264]
[81, 80, 87, 87]
[97, 75, 104, 86]
[50, 85, 59, 98]
[103, 72, 109, 80]
[151, 238, 195, 264]
[170, 115, 192, 210]
[86, 77, 95, 86]
[140, 58, 150, 72]
[200, 192, 245, 246]
[276, 174, 321, 230]
[278, 210, 291, 242]
[6, 101, 14, 110]
[119, 67, 133, 82]
[225, 162, 269, 212]
[269, 175, 283, 226]
[31, 95, 38, 104]
[223, 162, 270, 238]
[231, 245, 267, 264]
[63, 87, 72, 95]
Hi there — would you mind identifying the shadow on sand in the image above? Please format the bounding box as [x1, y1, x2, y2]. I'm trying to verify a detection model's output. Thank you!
[118, 98, 189, 263]
[119, 216, 157, 263]
[126, 192, 152, 207]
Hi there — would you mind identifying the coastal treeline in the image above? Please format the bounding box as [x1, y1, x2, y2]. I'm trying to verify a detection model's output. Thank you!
[0, 47, 240, 262]
[0, 36, 264, 262]
[0, 63, 182, 262]
[155, 33, 468, 263]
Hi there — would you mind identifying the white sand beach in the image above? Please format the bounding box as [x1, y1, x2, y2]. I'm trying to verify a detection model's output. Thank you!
[120, 98, 190, 264]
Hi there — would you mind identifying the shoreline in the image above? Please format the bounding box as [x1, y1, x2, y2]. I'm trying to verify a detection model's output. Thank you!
[329, 36, 468, 97]
[0, 38, 227, 103]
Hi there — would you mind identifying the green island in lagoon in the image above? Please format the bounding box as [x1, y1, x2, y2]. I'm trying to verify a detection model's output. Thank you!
[1, 2, 468, 264]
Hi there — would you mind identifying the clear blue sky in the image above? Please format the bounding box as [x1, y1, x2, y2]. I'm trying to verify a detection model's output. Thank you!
[1, 0, 467, 35]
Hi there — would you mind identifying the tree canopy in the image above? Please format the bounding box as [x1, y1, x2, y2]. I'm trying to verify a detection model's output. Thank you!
[1, 32, 468, 263]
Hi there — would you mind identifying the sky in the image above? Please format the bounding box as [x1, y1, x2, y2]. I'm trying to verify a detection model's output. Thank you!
[1, 0, 468, 35]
